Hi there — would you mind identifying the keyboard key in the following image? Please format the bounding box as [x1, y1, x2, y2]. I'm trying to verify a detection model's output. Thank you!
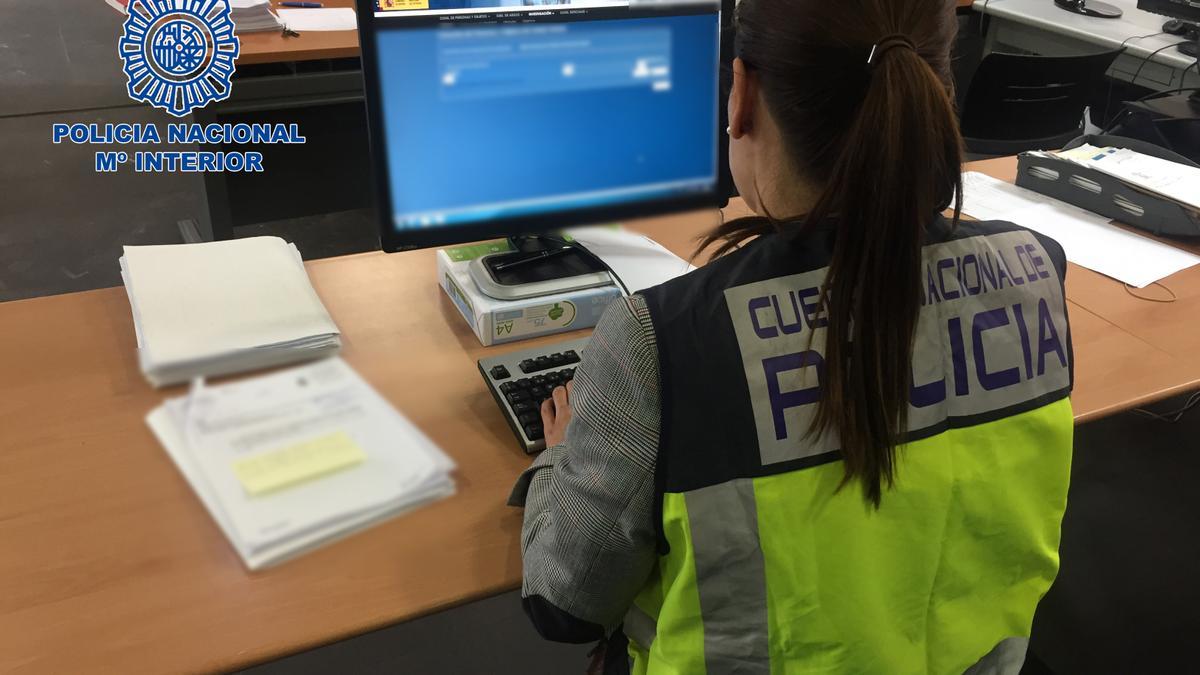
[524, 424, 544, 441]
[506, 390, 530, 404]
[534, 356, 553, 371]
[531, 386, 548, 401]
[515, 378, 533, 390]
[562, 350, 580, 364]
[549, 352, 566, 366]
[518, 412, 540, 426]
[500, 382, 516, 394]
[531, 375, 548, 387]
[489, 365, 511, 381]
[512, 401, 536, 415]
[519, 359, 537, 373]
[562, 368, 575, 380]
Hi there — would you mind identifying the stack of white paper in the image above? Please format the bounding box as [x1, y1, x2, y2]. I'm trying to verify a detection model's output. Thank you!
[120, 237, 341, 387]
[562, 226, 697, 293]
[1051, 145, 1200, 212]
[277, 7, 358, 32]
[147, 358, 456, 570]
[230, 0, 283, 33]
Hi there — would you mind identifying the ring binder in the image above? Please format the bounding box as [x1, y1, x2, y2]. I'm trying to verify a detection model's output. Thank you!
[1015, 135, 1200, 238]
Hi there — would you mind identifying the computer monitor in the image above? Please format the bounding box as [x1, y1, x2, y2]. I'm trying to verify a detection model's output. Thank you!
[355, 0, 734, 254]
[1138, 0, 1200, 24]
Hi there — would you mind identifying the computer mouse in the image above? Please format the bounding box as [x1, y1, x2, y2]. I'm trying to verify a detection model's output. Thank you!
[1163, 19, 1188, 36]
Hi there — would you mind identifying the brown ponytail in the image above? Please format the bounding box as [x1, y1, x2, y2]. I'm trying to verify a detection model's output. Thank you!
[703, 0, 964, 506]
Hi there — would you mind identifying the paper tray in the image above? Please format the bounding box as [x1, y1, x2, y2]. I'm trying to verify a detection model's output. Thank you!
[1015, 135, 1200, 238]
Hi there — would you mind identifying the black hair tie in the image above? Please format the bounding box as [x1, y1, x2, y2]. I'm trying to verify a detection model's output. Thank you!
[867, 34, 918, 67]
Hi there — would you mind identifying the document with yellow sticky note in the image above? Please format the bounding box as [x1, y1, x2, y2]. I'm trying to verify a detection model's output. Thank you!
[231, 431, 367, 497]
[146, 358, 455, 570]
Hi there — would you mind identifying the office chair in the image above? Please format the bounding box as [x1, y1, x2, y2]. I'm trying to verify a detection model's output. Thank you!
[1109, 113, 1200, 163]
[959, 50, 1122, 157]
[1152, 117, 1200, 161]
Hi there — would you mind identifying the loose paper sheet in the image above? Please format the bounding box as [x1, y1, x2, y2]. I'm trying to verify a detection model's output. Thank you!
[959, 172, 1200, 288]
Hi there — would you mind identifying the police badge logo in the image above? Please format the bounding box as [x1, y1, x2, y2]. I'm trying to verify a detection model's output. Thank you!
[118, 0, 241, 117]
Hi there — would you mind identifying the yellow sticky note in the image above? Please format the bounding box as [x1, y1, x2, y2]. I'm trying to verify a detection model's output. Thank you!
[232, 431, 367, 497]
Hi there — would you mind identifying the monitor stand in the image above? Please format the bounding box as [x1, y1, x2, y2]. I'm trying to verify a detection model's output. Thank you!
[1054, 0, 1123, 18]
[468, 233, 618, 301]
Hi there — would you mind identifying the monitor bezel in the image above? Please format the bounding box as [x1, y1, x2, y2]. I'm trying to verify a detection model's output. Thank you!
[355, 0, 736, 253]
[1136, 0, 1200, 23]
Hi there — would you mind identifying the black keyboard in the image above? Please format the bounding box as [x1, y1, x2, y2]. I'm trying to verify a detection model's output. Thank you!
[477, 337, 588, 453]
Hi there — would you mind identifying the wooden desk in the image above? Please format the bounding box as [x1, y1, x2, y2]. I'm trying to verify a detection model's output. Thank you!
[238, 0, 361, 65]
[2, 158, 1199, 673]
[966, 158, 1200, 422]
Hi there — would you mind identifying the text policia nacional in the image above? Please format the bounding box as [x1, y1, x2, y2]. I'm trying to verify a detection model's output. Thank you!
[51, 123, 306, 173]
[739, 237, 1069, 441]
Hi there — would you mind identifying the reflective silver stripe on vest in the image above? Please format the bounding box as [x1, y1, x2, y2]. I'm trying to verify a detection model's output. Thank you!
[623, 605, 658, 650]
[686, 480, 771, 674]
[963, 637, 1030, 675]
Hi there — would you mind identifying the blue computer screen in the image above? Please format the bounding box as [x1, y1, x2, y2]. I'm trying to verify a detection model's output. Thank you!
[369, 6, 721, 230]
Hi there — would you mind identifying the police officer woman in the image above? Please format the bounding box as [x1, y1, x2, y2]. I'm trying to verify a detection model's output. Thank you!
[511, 0, 1074, 672]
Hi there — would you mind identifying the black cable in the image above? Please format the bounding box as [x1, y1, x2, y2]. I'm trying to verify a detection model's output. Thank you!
[1103, 40, 1194, 133]
[1102, 32, 1166, 126]
[569, 241, 632, 297]
[1120, 31, 1167, 49]
[0, 101, 147, 121]
[1132, 86, 1200, 103]
[1132, 391, 1200, 423]
[978, 0, 991, 38]
[1130, 41, 1191, 88]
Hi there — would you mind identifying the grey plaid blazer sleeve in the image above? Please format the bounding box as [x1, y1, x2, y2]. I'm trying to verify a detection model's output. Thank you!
[509, 294, 662, 633]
